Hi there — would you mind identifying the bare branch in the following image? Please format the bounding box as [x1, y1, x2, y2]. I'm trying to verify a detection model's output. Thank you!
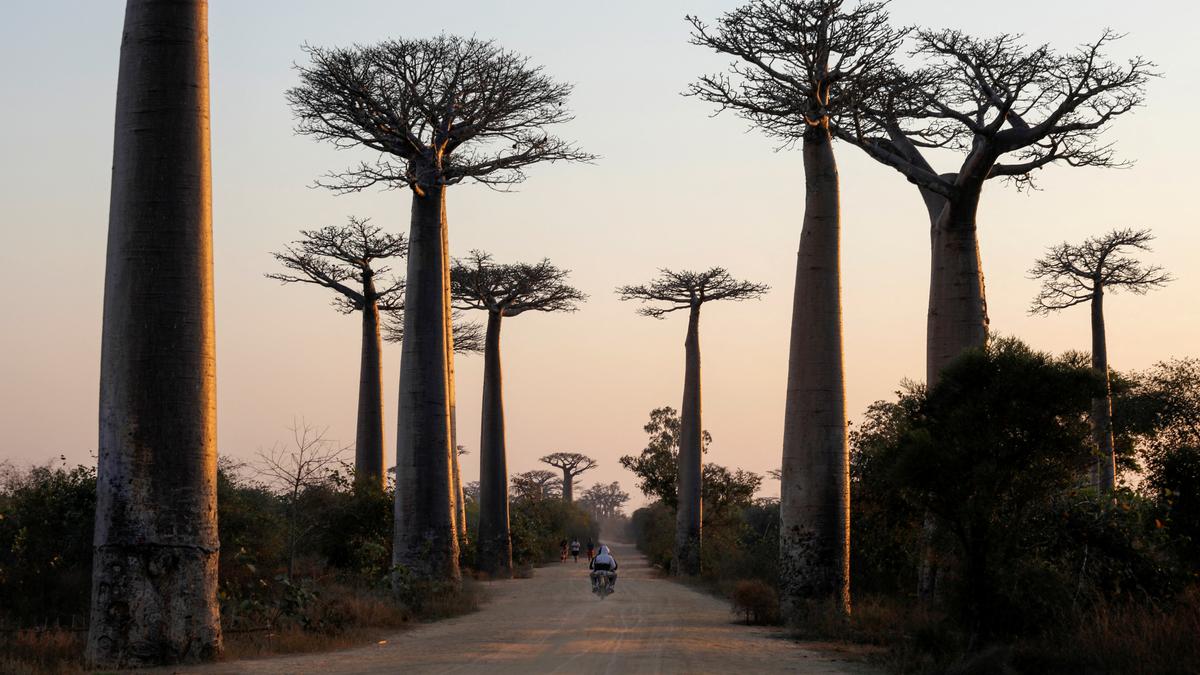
[1029, 227, 1173, 314]
[450, 250, 587, 317]
[617, 267, 769, 318]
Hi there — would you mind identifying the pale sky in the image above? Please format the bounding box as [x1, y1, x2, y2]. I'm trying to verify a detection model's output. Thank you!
[2, 1, 1197, 506]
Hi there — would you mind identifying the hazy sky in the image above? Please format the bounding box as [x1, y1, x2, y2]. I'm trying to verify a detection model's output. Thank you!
[2, 1, 1197, 506]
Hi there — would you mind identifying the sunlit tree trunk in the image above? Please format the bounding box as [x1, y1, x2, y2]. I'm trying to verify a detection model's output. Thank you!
[477, 311, 513, 576]
[675, 305, 703, 576]
[394, 183, 460, 582]
[780, 126, 850, 619]
[561, 468, 575, 503]
[444, 224, 466, 546]
[1091, 285, 1116, 491]
[355, 274, 385, 488]
[88, 0, 221, 666]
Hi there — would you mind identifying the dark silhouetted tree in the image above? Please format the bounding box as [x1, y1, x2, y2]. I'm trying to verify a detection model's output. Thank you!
[267, 217, 406, 488]
[451, 251, 586, 576]
[510, 470, 563, 501]
[618, 268, 767, 576]
[838, 30, 1155, 384]
[288, 34, 592, 581]
[540, 453, 597, 503]
[89, 0, 222, 666]
[689, 0, 902, 614]
[1030, 228, 1172, 492]
[580, 482, 631, 519]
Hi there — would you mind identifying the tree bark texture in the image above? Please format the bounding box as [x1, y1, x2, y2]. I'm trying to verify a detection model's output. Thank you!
[780, 128, 851, 619]
[393, 184, 460, 582]
[88, 0, 221, 666]
[925, 179, 989, 384]
[1091, 287, 1116, 492]
[476, 311, 513, 576]
[443, 213, 464, 546]
[674, 305, 703, 576]
[355, 283, 385, 488]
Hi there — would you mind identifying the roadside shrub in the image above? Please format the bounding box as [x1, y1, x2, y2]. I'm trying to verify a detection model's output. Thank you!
[731, 579, 780, 625]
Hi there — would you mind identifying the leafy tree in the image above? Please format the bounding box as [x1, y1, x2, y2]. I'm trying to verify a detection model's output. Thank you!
[510, 470, 562, 501]
[618, 268, 767, 575]
[880, 338, 1101, 639]
[620, 406, 710, 509]
[579, 482, 631, 519]
[289, 34, 592, 581]
[1030, 228, 1172, 491]
[539, 453, 597, 503]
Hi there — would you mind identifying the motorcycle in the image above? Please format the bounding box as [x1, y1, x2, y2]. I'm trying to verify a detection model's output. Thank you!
[591, 570, 616, 598]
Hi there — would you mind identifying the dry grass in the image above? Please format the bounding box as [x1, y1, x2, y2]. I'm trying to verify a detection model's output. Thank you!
[0, 628, 87, 675]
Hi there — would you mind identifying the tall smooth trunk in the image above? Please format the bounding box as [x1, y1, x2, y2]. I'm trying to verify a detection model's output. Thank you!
[355, 289, 385, 488]
[393, 183, 460, 582]
[926, 183, 989, 384]
[675, 305, 703, 576]
[443, 216, 464, 545]
[780, 127, 850, 619]
[1091, 287, 1116, 492]
[561, 469, 574, 503]
[477, 312, 513, 576]
[88, 0, 221, 666]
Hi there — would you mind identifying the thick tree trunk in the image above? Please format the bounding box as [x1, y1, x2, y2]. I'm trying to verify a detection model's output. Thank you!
[355, 288, 385, 488]
[561, 468, 574, 503]
[451, 415, 467, 546]
[675, 305, 703, 576]
[926, 180, 989, 384]
[393, 183, 460, 582]
[477, 311, 513, 576]
[1091, 287, 1116, 492]
[443, 215, 464, 545]
[88, 0, 221, 666]
[780, 127, 850, 619]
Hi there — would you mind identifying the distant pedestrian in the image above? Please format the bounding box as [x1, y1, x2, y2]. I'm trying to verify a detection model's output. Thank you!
[587, 540, 595, 562]
[560, 539, 569, 563]
[570, 538, 581, 563]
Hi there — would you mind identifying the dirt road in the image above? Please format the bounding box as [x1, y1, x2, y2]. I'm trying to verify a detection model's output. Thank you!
[190, 543, 876, 674]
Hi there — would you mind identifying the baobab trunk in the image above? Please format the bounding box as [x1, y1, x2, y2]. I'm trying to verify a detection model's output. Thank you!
[443, 213, 465, 545]
[477, 311, 513, 576]
[394, 183, 460, 582]
[88, 0, 221, 666]
[1091, 286, 1116, 491]
[675, 305, 703, 576]
[561, 468, 574, 503]
[780, 127, 850, 619]
[355, 281, 385, 488]
[926, 180, 989, 384]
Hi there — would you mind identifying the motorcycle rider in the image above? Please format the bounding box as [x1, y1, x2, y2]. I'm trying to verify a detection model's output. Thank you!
[589, 544, 618, 592]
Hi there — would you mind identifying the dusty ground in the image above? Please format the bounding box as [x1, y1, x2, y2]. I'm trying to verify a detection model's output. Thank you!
[183, 542, 877, 674]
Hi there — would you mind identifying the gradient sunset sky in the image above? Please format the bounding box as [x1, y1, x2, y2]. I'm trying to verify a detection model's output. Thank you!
[2, 0, 1197, 504]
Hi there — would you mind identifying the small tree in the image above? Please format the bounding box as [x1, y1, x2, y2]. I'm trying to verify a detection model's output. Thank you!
[620, 406, 711, 509]
[255, 421, 350, 578]
[451, 251, 586, 575]
[289, 34, 592, 582]
[267, 217, 406, 488]
[540, 453, 597, 503]
[618, 268, 767, 576]
[511, 470, 563, 501]
[1030, 228, 1172, 492]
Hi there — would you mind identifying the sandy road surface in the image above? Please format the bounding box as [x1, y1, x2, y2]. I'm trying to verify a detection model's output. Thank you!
[185, 543, 876, 674]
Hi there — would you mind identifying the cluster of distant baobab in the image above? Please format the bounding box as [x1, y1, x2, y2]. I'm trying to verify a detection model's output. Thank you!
[88, 0, 1160, 667]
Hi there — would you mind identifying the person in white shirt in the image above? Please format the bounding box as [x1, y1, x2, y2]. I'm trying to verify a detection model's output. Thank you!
[589, 544, 618, 592]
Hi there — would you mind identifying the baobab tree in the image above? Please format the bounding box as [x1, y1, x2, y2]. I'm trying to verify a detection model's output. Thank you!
[511, 470, 563, 501]
[836, 29, 1154, 383]
[1030, 228, 1172, 492]
[618, 268, 767, 576]
[89, 0, 221, 666]
[580, 482, 631, 519]
[689, 0, 902, 613]
[267, 217, 406, 488]
[384, 312, 483, 546]
[288, 35, 592, 581]
[540, 453, 598, 503]
[451, 251, 585, 575]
